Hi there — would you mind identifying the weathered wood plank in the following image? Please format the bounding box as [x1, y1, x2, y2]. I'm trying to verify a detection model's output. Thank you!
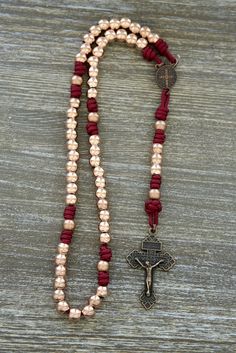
[0, 1, 235, 352]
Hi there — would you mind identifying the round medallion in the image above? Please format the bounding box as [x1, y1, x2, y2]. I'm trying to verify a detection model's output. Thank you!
[156, 65, 177, 89]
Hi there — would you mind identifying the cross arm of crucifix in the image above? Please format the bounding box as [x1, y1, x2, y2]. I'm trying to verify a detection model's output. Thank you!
[135, 257, 164, 269]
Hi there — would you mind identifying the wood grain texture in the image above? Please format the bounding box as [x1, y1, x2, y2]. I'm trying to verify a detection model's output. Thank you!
[0, 1, 235, 352]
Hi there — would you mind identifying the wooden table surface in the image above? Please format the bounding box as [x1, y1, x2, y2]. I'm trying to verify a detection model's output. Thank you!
[0, 1, 235, 352]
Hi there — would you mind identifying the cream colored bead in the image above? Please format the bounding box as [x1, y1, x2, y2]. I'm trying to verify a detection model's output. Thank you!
[57, 300, 69, 313]
[88, 77, 98, 88]
[94, 166, 104, 177]
[66, 161, 77, 172]
[98, 19, 110, 30]
[99, 210, 109, 221]
[69, 98, 80, 108]
[147, 32, 159, 43]
[88, 112, 99, 122]
[153, 143, 163, 154]
[88, 55, 99, 67]
[66, 118, 77, 129]
[71, 75, 83, 85]
[140, 26, 151, 38]
[64, 219, 75, 230]
[96, 36, 108, 48]
[66, 194, 77, 205]
[67, 160, 78, 171]
[66, 129, 76, 140]
[89, 66, 98, 77]
[129, 22, 141, 34]
[155, 120, 166, 130]
[55, 254, 66, 266]
[66, 182, 77, 194]
[99, 221, 109, 232]
[69, 308, 81, 319]
[90, 25, 101, 36]
[105, 29, 116, 41]
[89, 134, 100, 144]
[90, 145, 100, 156]
[151, 163, 162, 175]
[58, 242, 69, 255]
[149, 189, 160, 199]
[97, 260, 109, 271]
[67, 140, 78, 151]
[75, 53, 87, 62]
[110, 18, 120, 30]
[80, 43, 92, 55]
[126, 33, 137, 45]
[67, 107, 77, 118]
[83, 33, 95, 44]
[54, 276, 66, 289]
[96, 286, 108, 297]
[100, 233, 111, 243]
[53, 289, 65, 301]
[90, 155, 100, 167]
[66, 172, 78, 183]
[67, 140, 78, 150]
[55, 265, 66, 276]
[88, 88, 97, 99]
[152, 153, 162, 164]
[136, 37, 148, 49]
[66, 183, 77, 194]
[97, 198, 108, 210]
[116, 29, 127, 41]
[120, 17, 131, 29]
[89, 294, 101, 307]
[96, 187, 106, 199]
[82, 305, 95, 317]
[68, 150, 79, 161]
[93, 46, 103, 58]
[95, 176, 105, 188]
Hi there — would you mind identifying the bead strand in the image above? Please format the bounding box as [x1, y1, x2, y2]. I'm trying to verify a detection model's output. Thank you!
[145, 88, 170, 230]
[54, 17, 176, 320]
[86, 53, 112, 293]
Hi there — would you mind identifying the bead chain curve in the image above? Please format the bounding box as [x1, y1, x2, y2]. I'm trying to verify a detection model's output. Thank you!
[53, 17, 176, 320]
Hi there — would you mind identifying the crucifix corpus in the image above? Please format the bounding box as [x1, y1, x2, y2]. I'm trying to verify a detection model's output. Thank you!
[126, 235, 175, 309]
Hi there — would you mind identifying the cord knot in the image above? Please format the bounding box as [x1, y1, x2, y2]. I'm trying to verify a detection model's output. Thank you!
[86, 122, 99, 135]
[87, 98, 98, 112]
[100, 244, 112, 262]
[98, 271, 110, 286]
[145, 199, 162, 228]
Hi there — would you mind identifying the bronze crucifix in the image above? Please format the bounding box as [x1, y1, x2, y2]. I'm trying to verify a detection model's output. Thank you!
[126, 235, 175, 309]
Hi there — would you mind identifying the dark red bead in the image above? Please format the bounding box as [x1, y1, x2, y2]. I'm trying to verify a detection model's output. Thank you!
[99, 244, 112, 262]
[153, 131, 166, 144]
[87, 98, 98, 112]
[86, 122, 99, 135]
[60, 230, 73, 244]
[150, 174, 161, 189]
[64, 205, 76, 220]
[70, 84, 82, 98]
[74, 61, 87, 76]
[98, 271, 109, 286]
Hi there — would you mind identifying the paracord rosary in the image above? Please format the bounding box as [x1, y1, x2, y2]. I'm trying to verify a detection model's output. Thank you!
[53, 18, 178, 320]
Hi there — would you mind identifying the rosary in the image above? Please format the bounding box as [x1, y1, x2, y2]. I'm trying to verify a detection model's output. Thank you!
[53, 18, 178, 320]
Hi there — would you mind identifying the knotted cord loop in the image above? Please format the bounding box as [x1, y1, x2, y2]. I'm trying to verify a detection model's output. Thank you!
[145, 199, 162, 228]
